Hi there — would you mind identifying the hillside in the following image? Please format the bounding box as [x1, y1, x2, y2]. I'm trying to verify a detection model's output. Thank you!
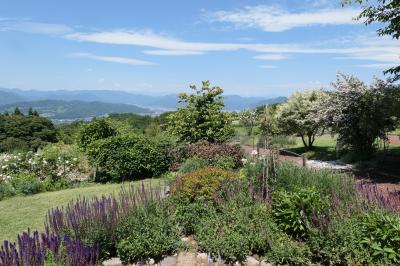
[0, 100, 152, 120]
[0, 88, 286, 111]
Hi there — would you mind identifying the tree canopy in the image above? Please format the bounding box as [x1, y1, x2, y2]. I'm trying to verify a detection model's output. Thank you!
[167, 81, 234, 143]
[276, 90, 327, 149]
[0, 110, 57, 152]
[343, 0, 400, 81]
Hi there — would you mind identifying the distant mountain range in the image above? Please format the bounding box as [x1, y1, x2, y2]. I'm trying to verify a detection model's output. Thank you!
[0, 88, 286, 120]
[0, 100, 152, 121]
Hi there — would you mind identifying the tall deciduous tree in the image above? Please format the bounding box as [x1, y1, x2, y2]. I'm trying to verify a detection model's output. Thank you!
[167, 81, 234, 143]
[343, 0, 400, 81]
[276, 90, 327, 149]
[325, 73, 398, 154]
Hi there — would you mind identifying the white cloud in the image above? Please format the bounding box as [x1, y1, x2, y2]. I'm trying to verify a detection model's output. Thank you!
[254, 54, 287, 60]
[70, 52, 155, 65]
[0, 19, 72, 35]
[208, 5, 360, 32]
[355, 63, 397, 69]
[143, 50, 204, 55]
[260, 65, 277, 69]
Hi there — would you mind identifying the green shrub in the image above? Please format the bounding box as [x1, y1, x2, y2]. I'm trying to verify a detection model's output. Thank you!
[87, 134, 170, 181]
[11, 173, 43, 195]
[116, 202, 180, 263]
[172, 200, 212, 235]
[0, 181, 16, 200]
[77, 119, 117, 151]
[178, 156, 207, 174]
[308, 209, 400, 265]
[266, 236, 311, 266]
[196, 199, 278, 262]
[172, 167, 238, 203]
[171, 141, 244, 170]
[215, 156, 235, 170]
[272, 187, 326, 239]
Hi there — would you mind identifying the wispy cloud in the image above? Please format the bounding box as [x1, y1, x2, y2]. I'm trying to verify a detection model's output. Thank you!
[254, 54, 287, 60]
[260, 65, 277, 69]
[355, 63, 398, 69]
[0, 18, 72, 35]
[2, 18, 399, 67]
[70, 52, 156, 65]
[207, 5, 360, 32]
[143, 50, 204, 56]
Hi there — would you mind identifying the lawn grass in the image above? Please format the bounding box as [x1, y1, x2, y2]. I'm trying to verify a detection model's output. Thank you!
[0, 179, 155, 242]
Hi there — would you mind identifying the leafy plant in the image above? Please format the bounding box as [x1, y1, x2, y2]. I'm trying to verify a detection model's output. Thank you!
[172, 167, 238, 203]
[195, 199, 279, 262]
[116, 202, 180, 263]
[272, 187, 326, 239]
[215, 156, 235, 170]
[167, 80, 235, 144]
[178, 156, 207, 174]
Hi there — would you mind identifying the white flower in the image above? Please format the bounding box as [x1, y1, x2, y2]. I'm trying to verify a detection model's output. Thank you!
[251, 150, 258, 155]
[241, 158, 248, 164]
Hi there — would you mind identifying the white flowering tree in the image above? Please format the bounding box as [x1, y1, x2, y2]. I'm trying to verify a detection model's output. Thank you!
[276, 90, 328, 150]
[325, 74, 398, 154]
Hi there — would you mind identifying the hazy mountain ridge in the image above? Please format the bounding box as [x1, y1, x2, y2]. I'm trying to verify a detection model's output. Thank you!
[0, 100, 152, 120]
[0, 88, 286, 111]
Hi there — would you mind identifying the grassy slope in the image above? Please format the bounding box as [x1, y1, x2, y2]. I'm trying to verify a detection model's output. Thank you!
[0, 180, 151, 242]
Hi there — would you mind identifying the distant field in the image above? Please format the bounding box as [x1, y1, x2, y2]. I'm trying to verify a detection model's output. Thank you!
[0, 179, 156, 242]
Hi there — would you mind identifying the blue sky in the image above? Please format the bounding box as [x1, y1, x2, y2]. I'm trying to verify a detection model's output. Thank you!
[0, 0, 399, 97]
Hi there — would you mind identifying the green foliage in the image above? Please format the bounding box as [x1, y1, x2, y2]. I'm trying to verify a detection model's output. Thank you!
[167, 80, 234, 143]
[0, 181, 16, 200]
[87, 134, 170, 181]
[116, 202, 180, 263]
[0, 112, 57, 152]
[274, 162, 357, 205]
[196, 199, 281, 262]
[267, 236, 311, 266]
[239, 109, 257, 136]
[359, 210, 400, 263]
[215, 155, 235, 170]
[77, 119, 117, 151]
[10, 172, 43, 195]
[178, 156, 207, 174]
[326, 74, 398, 155]
[272, 187, 326, 239]
[171, 200, 212, 235]
[172, 167, 238, 203]
[276, 90, 327, 149]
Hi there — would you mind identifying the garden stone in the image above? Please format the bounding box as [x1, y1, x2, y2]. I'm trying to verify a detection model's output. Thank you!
[260, 261, 272, 266]
[103, 257, 123, 266]
[159, 256, 177, 266]
[177, 251, 196, 266]
[244, 256, 260, 266]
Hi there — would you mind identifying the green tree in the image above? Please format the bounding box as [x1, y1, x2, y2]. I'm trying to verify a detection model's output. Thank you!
[14, 107, 23, 116]
[325, 73, 398, 154]
[343, 0, 400, 81]
[0, 112, 57, 152]
[167, 80, 234, 143]
[77, 119, 117, 151]
[276, 90, 327, 150]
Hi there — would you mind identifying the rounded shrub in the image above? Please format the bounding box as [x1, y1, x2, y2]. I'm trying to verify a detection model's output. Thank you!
[215, 155, 235, 170]
[172, 167, 238, 202]
[11, 172, 43, 195]
[171, 141, 244, 170]
[116, 202, 180, 263]
[87, 134, 170, 181]
[195, 200, 279, 262]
